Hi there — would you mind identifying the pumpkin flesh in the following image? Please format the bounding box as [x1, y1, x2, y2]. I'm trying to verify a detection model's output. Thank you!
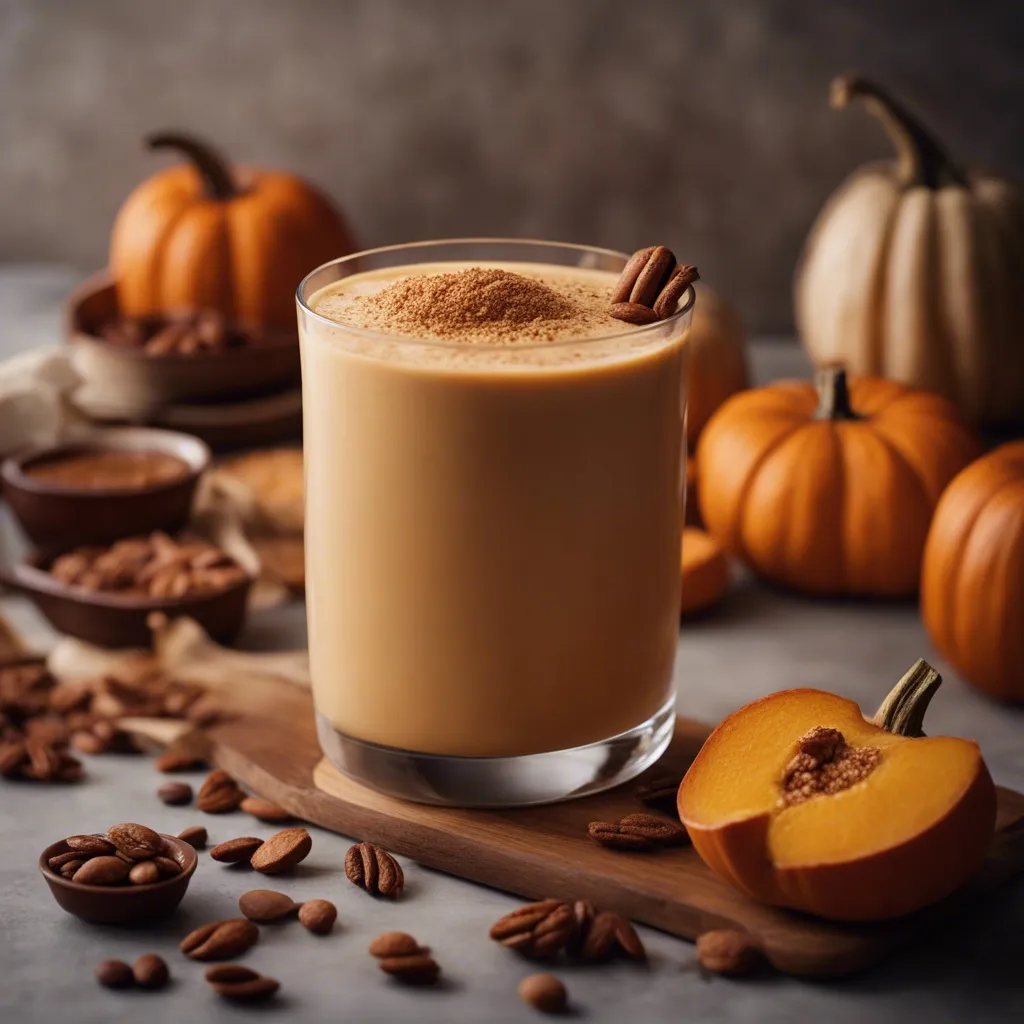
[678, 688, 996, 921]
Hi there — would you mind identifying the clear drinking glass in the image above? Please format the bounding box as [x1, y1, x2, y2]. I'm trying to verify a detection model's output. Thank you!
[296, 240, 694, 806]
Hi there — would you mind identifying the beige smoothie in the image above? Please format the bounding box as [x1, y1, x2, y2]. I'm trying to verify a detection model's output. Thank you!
[301, 259, 689, 758]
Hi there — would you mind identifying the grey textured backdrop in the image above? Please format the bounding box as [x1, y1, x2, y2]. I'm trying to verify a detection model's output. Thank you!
[0, 0, 1021, 332]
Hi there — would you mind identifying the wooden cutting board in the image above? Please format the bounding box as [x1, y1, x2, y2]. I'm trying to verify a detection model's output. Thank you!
[162, 671, 1024, 979]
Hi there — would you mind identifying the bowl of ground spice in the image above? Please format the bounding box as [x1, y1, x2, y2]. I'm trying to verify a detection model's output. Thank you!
[1, 427, 209, 548]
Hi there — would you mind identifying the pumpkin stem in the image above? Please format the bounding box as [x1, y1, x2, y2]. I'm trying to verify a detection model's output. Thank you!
[829, 75, 966, 189]
[813, 365, 860, 421]
[146, 132, 237, 200]
[872, 659, 943, 738]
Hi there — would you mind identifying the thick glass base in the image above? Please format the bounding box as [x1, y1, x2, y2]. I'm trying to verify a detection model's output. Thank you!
[315, 695, 676, 808]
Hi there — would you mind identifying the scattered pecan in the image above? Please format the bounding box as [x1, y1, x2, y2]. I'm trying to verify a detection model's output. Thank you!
[489, 899, 576, 960]
[587, 812, 689, 851]
[196, 768, 245, 813]
[155, 748, 209, 773]
[205, 963, 281, 1003]
[180, 918, 260, 961]
[696, 929, 765, 976]
[238, 889, 299, 923]
[250, 827, 312, 874]
[519, 973, 568, 1014]
[157, 781, 193, 805]
[176, 824, 208, 849]
[345, 842, 404, 898]
[132, 954, 169, 990]
[96, 960, 134, 989]
[368, 932, 439, 986]
[579, 911, 646, 964]
[211, 836, 265, 864]
[298, 899, 337, 935]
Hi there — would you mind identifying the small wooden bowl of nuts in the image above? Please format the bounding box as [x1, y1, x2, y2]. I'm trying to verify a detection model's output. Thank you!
[66, 271, 300, 413]
[6, 532, 252, 648]
[40, 824, 198, 924]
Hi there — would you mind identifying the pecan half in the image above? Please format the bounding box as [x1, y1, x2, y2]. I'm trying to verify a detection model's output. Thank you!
[579, 910, 646, 964]
[588, 812, 689, 851]
[368, 932, 439, 986]
[211, 836, 265, 864]
[196, 768, 244, 813]
[345, 842, 404, 898]
[250, 827, 311, 874]
[609, 301, 661, 325]
[696, 929, 764, 976]
[652, 264, 699, 318]
[180, 918, 259, 961]
[489, 899, 576, 960]
[107, 822, 163, 859]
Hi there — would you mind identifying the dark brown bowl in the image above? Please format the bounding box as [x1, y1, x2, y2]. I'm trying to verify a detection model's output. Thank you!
[5, 552, 251, 649]
[1, 427, 210, 549]
[66, 270, 301, 409]
[39, 834, 198, 924]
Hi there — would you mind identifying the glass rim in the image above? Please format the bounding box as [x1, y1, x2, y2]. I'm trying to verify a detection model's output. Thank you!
[295, 238, 696, 351]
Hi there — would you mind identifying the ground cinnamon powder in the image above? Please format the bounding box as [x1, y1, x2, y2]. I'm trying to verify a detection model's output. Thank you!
[354, 268, 615, 344]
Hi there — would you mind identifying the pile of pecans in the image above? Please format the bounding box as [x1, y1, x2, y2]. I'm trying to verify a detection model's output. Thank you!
[0, 659, 216, 783]
[47, 823, 183, 885]
[49, 532, 248, 600]
[99, 311, 254, 357]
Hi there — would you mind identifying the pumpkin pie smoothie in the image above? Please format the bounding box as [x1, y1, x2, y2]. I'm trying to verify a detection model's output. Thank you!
[297, 241, 695, 804]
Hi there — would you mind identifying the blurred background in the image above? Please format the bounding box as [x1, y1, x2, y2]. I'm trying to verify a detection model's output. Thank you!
[0, 0, 1021, 333]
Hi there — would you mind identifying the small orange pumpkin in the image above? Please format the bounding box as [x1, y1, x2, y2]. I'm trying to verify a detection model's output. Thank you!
[686, 284, 749, 445]
[921, 442, 1024, 702]
[680, 528, 729, 618]
[111, 133, 355, 330]
[697, 367, 980, 596]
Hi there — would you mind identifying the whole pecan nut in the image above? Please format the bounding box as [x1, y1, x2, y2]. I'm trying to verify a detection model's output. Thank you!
[345, 842, 404, 898]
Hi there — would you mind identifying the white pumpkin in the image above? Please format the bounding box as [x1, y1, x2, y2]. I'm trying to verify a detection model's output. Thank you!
[795, 75, 1024, 427]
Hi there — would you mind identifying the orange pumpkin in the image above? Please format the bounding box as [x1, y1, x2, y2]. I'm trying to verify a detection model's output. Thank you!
[111, 133, 355, 330]
[686, 284, 749, 445]
[921, 442, 1024, 702]
[697, 367, 980, 596]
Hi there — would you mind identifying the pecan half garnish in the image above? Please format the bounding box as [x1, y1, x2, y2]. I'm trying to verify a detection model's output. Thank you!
[609, 246, 699, 324]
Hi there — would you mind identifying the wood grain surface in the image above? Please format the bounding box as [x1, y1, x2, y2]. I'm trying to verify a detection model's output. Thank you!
[173, 671, 1024, 979]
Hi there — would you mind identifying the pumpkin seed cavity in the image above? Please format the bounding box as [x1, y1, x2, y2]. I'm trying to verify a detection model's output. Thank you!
[779, 726, 881, 808]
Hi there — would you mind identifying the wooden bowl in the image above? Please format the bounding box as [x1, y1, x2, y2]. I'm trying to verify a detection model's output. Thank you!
[39, 834, 198, 924]
[66, 271, 301, 411]
[1, 427, 210, 549]
[5, 552, 251, 649]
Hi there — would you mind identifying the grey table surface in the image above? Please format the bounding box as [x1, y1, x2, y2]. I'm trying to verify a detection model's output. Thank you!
[0, 266, 1021, 1023]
